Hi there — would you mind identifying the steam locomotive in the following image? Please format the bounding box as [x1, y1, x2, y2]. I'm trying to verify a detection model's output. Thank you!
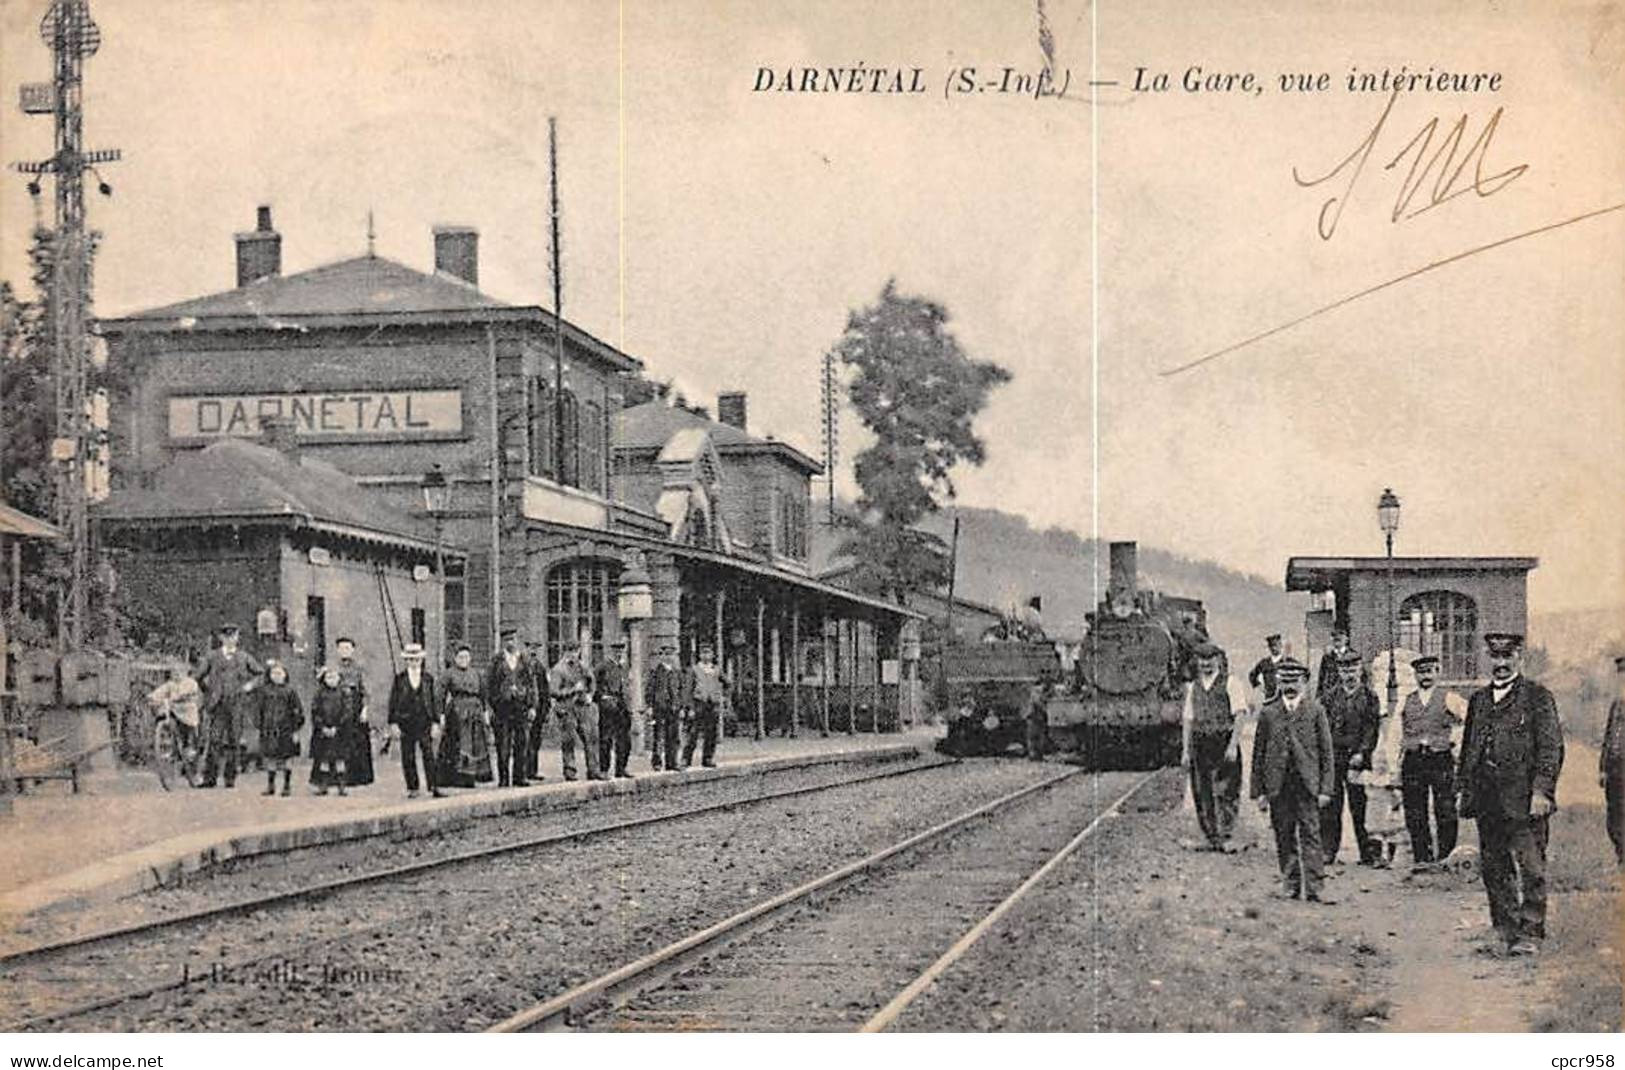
[939, 541, 1206, 770]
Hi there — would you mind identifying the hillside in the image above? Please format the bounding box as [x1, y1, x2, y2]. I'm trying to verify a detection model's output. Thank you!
[815, 504, 1308, 661]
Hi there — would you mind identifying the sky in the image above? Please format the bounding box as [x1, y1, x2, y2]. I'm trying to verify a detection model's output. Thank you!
[1, 0, 1620, 615]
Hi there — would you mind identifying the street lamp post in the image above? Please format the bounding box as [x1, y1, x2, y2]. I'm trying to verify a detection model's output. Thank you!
[1377, 487, 1402, 714]
[420, 465, 449, 654]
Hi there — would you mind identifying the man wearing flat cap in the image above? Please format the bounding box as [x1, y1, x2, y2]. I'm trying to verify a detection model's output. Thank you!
[1599, 655, 1625, 865]
[1458, 632, 1564, 955]
[1251, 656, 1337, 902]
[1399, 653, 1467, 865]
[1181, 641, 1252, 850]
[1248, 634, 1286, 706]
[1322, 648, 1381, 866]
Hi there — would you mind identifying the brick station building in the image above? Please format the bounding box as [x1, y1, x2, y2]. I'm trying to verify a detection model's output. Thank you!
[98, 207, 919, 733]
[1285, 555, 1538, 688]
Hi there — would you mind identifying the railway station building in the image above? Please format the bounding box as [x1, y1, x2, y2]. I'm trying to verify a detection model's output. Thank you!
[1284, 555, 1538, 687]
[97, 207, 920, 731]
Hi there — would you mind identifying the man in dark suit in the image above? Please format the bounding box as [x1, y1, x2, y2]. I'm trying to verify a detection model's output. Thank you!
[593, 639, 634, 778]
[1248, 634, 1286, 705]
[1251, 657, 1337, 903]
[387, 643, 443, 799]
[195, 624, 263, 788]
[1321, 649, 1381, 865]
[1458, 632, 1564, 955]
[1316, 629, 1351, 706]
[645, 641, 686, 771]
[486, 628, 541, 787]
[1600, 655, 1625, 866]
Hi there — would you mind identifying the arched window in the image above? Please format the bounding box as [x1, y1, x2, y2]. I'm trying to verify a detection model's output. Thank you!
[1399, 590, 1479, 680]
[545, 560, 619, 667]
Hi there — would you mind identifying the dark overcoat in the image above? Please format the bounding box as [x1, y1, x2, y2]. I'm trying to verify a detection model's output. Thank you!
[1250, 696, 1336, 800]
[1457, 676, 1564, 819]
[255, 681, 305, 760]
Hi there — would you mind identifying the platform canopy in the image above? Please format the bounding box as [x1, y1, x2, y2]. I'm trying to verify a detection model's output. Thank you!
[0, 501, 64, 540]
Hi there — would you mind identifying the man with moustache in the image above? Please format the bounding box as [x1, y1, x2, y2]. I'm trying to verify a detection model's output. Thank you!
[486, 628, 541, 787]
[1251, 657, 1337, 903]
[1399, 653, 1468, 866]
[386, 643, 444, 799]
[1180, 641, 1252, 851]
[196, 624, 263, 789]
[1458, 632, 1564, 956]
[1321, 649, 1382, 866]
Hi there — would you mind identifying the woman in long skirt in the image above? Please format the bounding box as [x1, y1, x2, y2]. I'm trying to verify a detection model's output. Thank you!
[438, 644, 493, 787]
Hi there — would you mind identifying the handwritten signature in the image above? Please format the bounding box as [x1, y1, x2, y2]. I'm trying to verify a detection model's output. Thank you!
[1292, 89, 1529, 240]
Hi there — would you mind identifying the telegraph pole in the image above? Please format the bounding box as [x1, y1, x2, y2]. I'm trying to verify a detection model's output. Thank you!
[819, 350, 839, 523]
[12, 0, 120, 648]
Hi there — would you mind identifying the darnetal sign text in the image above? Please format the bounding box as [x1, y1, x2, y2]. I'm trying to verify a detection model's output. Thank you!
[168, 389, 463, 440]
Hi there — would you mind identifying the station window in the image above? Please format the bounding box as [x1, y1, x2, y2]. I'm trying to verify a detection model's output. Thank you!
[545, 561, 619, 667]
[443, 560, 466, 646]
[1399, 590, 1479, 680]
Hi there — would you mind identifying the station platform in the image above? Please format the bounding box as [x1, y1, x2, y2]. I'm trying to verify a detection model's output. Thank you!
[0, 726, 941, 920]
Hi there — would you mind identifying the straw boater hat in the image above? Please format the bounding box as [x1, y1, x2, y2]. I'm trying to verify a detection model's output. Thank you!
[401, 643, 426, 661]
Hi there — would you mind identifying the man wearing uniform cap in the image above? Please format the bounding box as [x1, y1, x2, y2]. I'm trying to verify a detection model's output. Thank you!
[1598, 654, 1625, 865]
[1316, 629, 1351, 707]
[1322, 648, 1381, 866]
[195, 624, 263, 789]
[1399, 653, 1467, 865]
[1248, 634, 1286, 705]
[1250, 656, 1337, 902]
[1181, 641, 1251, 850]
[486, 628, 541, 787]
[594, 638, 635, 779]
[1458, 632, 1564, 955]
[645, 640, 687, 771]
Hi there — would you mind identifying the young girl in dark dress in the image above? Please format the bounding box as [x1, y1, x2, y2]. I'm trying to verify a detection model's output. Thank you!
[256, 662, 305, 797]
[310, 665, 350, 796]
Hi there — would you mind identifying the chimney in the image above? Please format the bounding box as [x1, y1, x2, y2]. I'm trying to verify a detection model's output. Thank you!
[433, 225, 479, 286]
[260, 415, 300, 462]
[1107, 541, 1138, 606]
[717, 391, 747, 431]
[234, 205, 281, 288]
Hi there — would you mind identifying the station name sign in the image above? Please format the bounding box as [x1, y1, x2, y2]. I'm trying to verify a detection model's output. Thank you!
[168, 389, 463, 440]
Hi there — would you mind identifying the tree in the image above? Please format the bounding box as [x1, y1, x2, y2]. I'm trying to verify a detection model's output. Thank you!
[2, 226, 113, 646]
[829, 279, 1011, 604]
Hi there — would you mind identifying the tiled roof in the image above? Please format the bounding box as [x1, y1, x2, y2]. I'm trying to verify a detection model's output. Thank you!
[613, 400, 821, 473]
[97, 438, 435, 549]
[109, 255, 509, 322]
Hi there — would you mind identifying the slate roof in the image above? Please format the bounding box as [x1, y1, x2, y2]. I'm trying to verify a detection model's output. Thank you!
[613, 400, 821, 473]
[110, 256, 507, 322]
[98, 254, 640, 372]
[97, 438, 440, 551]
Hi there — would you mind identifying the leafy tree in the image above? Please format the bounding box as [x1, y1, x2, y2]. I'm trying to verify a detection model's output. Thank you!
[829, 279, 1011, 604]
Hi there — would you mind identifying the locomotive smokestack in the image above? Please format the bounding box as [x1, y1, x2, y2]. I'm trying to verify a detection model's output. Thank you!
[1108, 541, 1138, 605]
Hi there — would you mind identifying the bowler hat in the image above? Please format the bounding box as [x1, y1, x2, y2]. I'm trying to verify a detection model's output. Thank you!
[1265, 633, 1282, 643]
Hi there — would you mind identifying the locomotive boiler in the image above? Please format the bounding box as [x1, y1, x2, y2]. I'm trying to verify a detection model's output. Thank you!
[937, 541, 1206, 769]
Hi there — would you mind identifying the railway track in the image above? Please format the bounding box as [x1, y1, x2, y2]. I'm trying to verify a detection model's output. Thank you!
[5, 752, 958, 1031]
[491, 767, 1162, 1032]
